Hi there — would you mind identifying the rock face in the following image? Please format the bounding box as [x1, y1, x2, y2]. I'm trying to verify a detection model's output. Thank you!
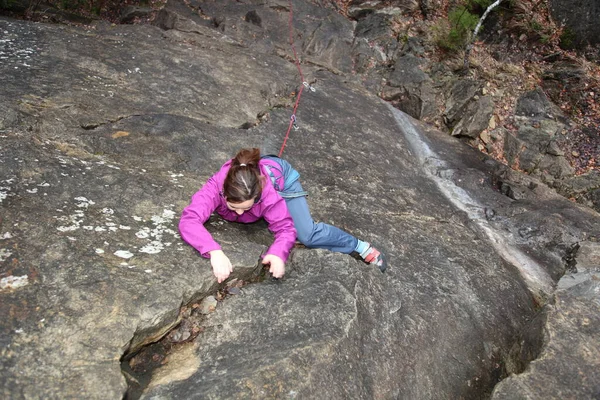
[1, 1, 599, 399]
[549, 0, 600, 50]
[491, 241, 600, 400]
[383, 53, 437, 120]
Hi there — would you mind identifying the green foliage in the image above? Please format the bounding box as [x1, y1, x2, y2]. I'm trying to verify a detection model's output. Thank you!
[60, 0, 85, 10]
[449, 6, 479, 33]
[2, 0, 162, 19]
[559, 27, 575, 49]
[0, 0, 16, 9]
[530, 20, 542, 32]
[433, 0, 505, 52]
[435, 5, 479, 51]
[54, 0, 104, 14]
[471, 0, 493, 8]
[397, 32, 409, 45]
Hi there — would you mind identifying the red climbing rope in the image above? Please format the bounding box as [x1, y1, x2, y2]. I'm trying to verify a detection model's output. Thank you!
[288, 0, 305, 83]
[278, 0, 306, 158]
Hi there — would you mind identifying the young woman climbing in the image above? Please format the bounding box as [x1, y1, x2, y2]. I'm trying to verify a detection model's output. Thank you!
[179, 148, 387, 283]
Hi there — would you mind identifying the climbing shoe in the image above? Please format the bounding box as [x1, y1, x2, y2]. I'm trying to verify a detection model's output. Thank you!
[361, 244, 387, 273]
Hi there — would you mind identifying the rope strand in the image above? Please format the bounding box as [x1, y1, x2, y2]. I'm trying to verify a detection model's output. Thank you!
[278, 0, 306, 158]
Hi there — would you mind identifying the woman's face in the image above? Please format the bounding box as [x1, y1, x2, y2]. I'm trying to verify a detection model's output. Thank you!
[226, 198, 255, 215]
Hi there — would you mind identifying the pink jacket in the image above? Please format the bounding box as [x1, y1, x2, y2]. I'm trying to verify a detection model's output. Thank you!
[179, 158, 297, 262]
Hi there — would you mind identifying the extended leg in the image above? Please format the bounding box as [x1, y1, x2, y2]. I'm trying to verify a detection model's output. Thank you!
[283, 181, 358, 254]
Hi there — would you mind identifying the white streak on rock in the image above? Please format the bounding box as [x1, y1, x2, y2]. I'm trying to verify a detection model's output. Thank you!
[388, 104, 554, 297]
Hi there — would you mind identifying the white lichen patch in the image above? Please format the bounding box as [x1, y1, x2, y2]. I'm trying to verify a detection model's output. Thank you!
[135, 229, 150, 239]
[137, 209, 179, 255]
[139, 243, 162, 254]
[1, 232, 13, 239]
[55, 207, 87, 232]
[49, 190, 181, 261]
[75, 197, 95, 208]
[0, 275, 29, 291]
[26, 188, 38, 194]
[56, 215, 83, 232]
[0, 187, 9, 202]
[0, 178, 16, 203]
[114, 250, 134, 259]
[154, 209, 176, 222]
[0, 248, 13, 262]
[169, 172, 184, 184]
[0, 24, 38, 72]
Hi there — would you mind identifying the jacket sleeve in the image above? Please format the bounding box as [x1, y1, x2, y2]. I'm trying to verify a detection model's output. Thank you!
[179, 173, 223, 258]
[262, 194, 297, 262]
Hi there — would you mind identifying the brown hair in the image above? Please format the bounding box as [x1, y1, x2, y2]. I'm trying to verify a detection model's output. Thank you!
[223, 148, 263, 203]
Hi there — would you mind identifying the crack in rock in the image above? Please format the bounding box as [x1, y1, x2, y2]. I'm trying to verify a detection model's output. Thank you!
[119, 254, 268, 399]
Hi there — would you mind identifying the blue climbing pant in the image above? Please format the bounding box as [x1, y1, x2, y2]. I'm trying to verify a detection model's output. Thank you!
[268, 157, 358, 254]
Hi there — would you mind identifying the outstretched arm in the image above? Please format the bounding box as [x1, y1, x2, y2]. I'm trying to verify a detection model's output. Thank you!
[180, 174, 236, 282]
[179, 174, 223, 257]
[262, 194, 297, 278]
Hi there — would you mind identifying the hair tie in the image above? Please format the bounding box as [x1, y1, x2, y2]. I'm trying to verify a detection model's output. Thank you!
[240, 163, 247, 167]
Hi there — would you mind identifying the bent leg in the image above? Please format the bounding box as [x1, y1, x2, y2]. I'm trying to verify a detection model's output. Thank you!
[284, 181, 358, 254]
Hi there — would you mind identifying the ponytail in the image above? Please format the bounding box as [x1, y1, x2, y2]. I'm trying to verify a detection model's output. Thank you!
[223, 148, 263, 203]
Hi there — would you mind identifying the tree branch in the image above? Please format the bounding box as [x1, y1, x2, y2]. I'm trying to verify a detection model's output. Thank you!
[463, 0, 504, 71]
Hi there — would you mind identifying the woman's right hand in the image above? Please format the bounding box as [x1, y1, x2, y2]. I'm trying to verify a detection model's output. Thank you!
[209, 250, 233, 283]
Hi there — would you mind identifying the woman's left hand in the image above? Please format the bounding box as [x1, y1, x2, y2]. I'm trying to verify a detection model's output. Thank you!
[262, 254, 285, 279]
